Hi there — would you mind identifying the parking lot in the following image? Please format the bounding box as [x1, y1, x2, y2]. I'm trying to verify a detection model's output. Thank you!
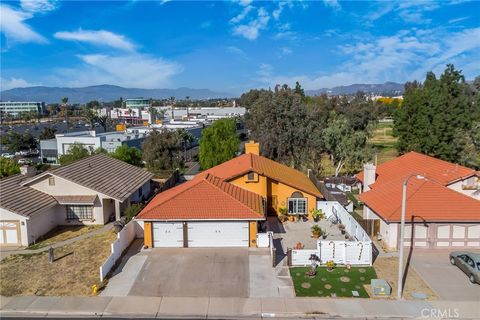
[128, 248, 250, 297]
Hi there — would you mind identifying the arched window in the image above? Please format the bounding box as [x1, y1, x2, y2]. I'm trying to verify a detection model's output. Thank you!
[288, 192, 307, 215]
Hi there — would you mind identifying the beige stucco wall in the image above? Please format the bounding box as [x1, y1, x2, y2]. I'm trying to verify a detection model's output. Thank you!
[26, 205, 63, 245]
[0, 207, 28, 246]
[380, 220, 398, 250]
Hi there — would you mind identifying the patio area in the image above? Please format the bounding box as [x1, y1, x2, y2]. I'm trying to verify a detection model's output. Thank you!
[267, 216, 349, 250]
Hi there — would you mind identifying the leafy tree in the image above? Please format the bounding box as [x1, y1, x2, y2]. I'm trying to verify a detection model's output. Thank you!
[142, 129, 183, 172]
[112, 144, 143, 166]
[86, 100, 100, 109]
[0, 157, 20, 178]
[61, 97, 69, 131]
[58, 143, 91, 165]
[124, 203, 143, 223]
[1, 132, 37, 152]
[39, 127, 57, 140]
[323, 113, 372, 176]
[199, 119, 239, 169]
[394, 65, 479, 164]
[454, 121, 480, 169]
[177, 128, 196, 161]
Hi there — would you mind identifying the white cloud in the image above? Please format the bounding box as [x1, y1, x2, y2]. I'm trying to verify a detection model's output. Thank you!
[227, 46, 245, 55]
[448, 16, 469, 24]
[0, 4, 47, 44]
[367, 2, 440, 25]
[256, 27, 480, 89]
[20, 0, 58, 13]
[232, 7, 270, 40]
[55, 53, 183, 88]
[0, 77, 39, 91]
[54, 29, 136, 52]
[230, 5, 254, 23]
[280, 47, 292, 56]
[238, 0, 253, 6]
[272, 2, 292, 20]
[273, 31, 297, 40]
[323, 0, 341, 11]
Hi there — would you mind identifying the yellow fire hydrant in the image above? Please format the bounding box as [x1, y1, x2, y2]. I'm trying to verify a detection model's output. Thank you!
[92, 284, 98, 295]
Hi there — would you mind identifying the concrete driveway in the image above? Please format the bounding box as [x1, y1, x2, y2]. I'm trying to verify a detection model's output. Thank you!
[128, 248, 249, 297]
[410, 249, 480, 301]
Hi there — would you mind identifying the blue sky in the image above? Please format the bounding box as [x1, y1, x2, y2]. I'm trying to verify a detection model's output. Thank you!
[1, 0, 479, 94]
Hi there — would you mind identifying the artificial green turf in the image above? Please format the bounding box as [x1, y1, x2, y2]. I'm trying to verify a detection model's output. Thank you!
[290, 266, 377, 298]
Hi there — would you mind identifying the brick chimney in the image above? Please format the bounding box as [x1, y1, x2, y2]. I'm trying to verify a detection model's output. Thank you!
[245, 140, 260, 155]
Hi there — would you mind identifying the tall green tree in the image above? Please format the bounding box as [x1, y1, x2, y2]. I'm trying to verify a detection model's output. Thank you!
[1, 132, 36, 152]
[0, 158, 20, 178]
[82, 107, 98, 128]
[142, 129, 183, 172]
[58, 143, 91, 165]
[199, 118, 240, 169]
[112, 145, 143, 166]
[39, 127, 57, 140]
[394, 64, 479, 164]
[97, 115, 111, 132]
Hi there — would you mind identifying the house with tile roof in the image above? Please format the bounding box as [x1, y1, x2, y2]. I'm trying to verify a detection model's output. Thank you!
[0, 154, 153, 247]
[137, 141, 322, 248]
[356, 151, 480, 250]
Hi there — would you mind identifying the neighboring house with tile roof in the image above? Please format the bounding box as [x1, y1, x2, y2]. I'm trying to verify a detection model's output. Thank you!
[356, 152, 480, 250]
[0, 154, 153, 247]
[137, 141, 322, 248]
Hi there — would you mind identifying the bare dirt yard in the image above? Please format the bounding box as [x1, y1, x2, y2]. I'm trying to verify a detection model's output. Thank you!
[27, 225, 103, 250]
[0, 229, 116, 296]
[373, 257, 437, 300]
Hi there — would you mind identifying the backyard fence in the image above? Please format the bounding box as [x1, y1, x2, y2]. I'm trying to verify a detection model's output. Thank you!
[99, 220, 138, 282]
[290, 241, 372, 266]
[291, 249, 318, 266]
[317, 201, 371, 242]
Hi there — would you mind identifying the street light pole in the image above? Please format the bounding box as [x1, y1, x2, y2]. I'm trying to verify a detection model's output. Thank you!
[397, 173, 425, 300]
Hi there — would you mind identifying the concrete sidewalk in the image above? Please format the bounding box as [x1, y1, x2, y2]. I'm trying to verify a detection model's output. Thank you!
[1, 295, 479, 319]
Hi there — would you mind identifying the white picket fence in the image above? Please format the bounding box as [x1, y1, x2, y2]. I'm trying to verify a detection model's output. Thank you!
[317, 201, 371, 241]
[99, 220, 139, 282]
[291, 241, 372, 266]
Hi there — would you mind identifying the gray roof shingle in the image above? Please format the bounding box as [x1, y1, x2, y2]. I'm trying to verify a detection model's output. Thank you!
[48, 154, 154, 202]
[0, 175, 57, 218]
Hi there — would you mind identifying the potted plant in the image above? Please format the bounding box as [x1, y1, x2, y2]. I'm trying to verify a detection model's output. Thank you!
[311, 208, 324, 222]
[288, 214, 295, 222]
[311, 225, 322, 238]
[338, 224, 346, 234]
[326, 260, 335, 272]
[294, 242, 304, 249]
[278, 207, 288, 222]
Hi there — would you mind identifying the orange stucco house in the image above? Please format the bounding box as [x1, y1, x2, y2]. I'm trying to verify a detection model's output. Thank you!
[137, 141, 322, 248]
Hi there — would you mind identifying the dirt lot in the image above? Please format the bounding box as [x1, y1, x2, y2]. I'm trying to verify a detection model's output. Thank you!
[373, 257, 437, 300]
[27, 225, 103, 250]
[0, 229, 116, 296]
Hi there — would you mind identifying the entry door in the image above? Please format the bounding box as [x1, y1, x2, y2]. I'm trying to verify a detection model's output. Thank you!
[188, 221, 249, 247]
[0, 221, 20, 245]
[153, 222, 183, 247]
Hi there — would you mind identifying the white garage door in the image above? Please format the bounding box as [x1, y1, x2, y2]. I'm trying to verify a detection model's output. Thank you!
[0, 221, 20, 246]
[153, 222, 183, 247]
[188, 221, 249, 247]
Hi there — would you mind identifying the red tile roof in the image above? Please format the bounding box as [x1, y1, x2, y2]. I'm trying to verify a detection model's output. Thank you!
[358, 177, 480, 222]
[357, 151, 476, 188]
[357, 152, 480, 222]
[198, 153, 321, 197]
[137, 174, 265, 220]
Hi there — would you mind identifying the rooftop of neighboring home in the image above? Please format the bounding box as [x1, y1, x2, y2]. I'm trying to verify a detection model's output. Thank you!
[138, 173, 264, 220]
[21, 153, 153, 202]
[356, 151, 477, 188]
[357, 152, 480, 223]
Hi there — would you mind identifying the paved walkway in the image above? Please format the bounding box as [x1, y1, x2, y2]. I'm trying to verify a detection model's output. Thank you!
[0, 223, 114, 260]
[1, 295, 479, 319]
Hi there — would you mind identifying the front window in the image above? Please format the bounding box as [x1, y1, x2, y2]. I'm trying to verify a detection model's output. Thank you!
[288, 198, 307, 215]
[66, 205, 93, 220]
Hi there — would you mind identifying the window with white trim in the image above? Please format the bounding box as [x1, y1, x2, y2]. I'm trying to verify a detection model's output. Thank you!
[66, 205, 93, 220]
[287, 198, 307, 215]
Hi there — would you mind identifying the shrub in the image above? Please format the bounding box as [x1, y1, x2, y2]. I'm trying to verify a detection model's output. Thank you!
[124, 204, 143, 223]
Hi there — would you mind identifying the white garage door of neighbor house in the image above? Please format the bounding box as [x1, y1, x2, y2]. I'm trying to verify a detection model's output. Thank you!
[153, 222, 184, 247]
[188, 221, 249, 247]
[0, 221, 20, 245]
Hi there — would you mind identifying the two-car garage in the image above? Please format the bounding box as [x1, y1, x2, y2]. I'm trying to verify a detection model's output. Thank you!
[152, 221, 250, 248]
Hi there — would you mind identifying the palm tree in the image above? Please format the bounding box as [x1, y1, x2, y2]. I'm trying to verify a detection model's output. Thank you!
[185, 96, 190, 119]
[128, 108, 133, 124]
[148, 106, 157, 125]
[178, 129, 196, 161]
[170, 96, 175, 120]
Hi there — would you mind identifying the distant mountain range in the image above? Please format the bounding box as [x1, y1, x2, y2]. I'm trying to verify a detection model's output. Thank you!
[0, 82, 406, 104]
[0, 85, 235, 104]
[305, 82, 404, 96]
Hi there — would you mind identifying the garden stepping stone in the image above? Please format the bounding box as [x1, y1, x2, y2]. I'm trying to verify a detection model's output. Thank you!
[321, 278, 326, 282]
[301, 282, 311, 289]
[358, 268, 366, 273]
[360, 276, 365, 281]
[341, 288, 347, 292]
[340, 276, 350, 283]
[324, 284, 332, 290]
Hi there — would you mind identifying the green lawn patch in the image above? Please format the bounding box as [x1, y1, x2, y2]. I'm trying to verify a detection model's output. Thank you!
[290, 266, 377, 298]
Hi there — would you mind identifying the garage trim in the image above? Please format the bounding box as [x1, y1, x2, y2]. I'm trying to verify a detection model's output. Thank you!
[0, 220, 21, 246]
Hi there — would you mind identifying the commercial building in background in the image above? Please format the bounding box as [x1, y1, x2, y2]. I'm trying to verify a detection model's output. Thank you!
[0, 101, 45, 117]
[125, 98, 150, 109]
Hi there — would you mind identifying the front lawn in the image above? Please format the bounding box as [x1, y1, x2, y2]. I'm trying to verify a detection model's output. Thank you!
[0, 229, 116, 296]
[290, 266, 377, 298]
[27, 225, 103, 250]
